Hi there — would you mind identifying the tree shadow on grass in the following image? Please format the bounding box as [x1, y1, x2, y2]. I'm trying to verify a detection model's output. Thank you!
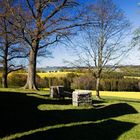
[0, 91, 138, 139]
[15, 119, 136, 140]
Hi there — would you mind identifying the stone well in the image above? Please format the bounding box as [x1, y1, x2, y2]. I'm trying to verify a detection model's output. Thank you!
[72, 91, 92, 106]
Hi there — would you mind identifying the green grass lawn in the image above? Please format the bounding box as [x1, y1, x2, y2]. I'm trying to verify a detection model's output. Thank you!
[0, 88, 140, 140]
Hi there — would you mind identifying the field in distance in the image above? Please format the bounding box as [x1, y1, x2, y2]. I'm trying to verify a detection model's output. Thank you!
[37, 72, 73, 78]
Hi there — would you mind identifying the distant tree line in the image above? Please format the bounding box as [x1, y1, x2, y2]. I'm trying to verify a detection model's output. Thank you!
[1, 72, 140, 91]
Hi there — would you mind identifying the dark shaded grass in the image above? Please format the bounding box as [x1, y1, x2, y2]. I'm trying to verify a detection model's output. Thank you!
[0, 91, 138, 139]
[15, 120, 136, 140]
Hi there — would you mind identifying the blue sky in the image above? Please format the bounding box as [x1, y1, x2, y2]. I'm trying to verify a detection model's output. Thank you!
[114, 0, 140, 28]
[37, 0, 140, 67]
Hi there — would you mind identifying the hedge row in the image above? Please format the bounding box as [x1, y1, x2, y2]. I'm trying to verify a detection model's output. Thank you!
[0, 72, 139, 91]
[71, 75, 140, 91]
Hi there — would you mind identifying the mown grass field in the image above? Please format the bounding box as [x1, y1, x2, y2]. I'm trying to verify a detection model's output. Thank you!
[0, 72, 76, 79]
[124, 76, 140, 80]
[92, 91, 140, 100]
[1, 71, 81, 79]
[0, 88, 140, 140]
[37, 72, 72, 78]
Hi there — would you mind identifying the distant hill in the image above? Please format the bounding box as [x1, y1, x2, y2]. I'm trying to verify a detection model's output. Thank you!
[36, 65, 140, 75]
[37, 66, 73, 72]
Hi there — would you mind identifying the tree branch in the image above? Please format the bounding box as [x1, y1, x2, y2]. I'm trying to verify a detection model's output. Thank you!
[42, 0, 68, 25]
[26, 0, 36, 19]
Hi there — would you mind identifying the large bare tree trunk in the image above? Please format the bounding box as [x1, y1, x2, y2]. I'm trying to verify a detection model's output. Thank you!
[96, 77, 101, 99]
[2, 44, 8, 88]
[23, 48, 38, 90]
[2, 59, 8, 88]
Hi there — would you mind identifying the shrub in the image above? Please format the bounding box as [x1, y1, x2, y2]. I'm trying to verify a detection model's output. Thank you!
[100, 79, 111, 91]
[36, 75, 49, 88]
[71, 73, 96, 90]
[118, 79, 139, 91]
[8, 73, 27, 87]
[101, 72, 124, 79]
[100, 78, 140, 91]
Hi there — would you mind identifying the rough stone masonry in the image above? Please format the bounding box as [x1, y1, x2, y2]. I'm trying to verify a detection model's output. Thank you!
[72, 91, 92, 106]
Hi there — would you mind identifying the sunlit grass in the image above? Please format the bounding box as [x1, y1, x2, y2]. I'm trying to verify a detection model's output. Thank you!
[0, 88, 49, 95]
[2, 87, 140, 100]
[38, 104, 92, 111]
[124, 76, 140, 80]
[2, 121, 95, 140]
[92, 91, 140, 100]
[39, 88, 50, 91]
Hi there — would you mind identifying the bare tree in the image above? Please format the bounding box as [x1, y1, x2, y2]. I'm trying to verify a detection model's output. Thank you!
[0, 0, 27, 88]
[132, 28, 140, 49]
[72, 0, 130, 99]
[9, 0, 87, 90]
[130, 2, 140, 52]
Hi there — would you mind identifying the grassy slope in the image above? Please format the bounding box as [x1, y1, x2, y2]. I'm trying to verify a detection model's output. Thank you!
[0, 88, 140, 140]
